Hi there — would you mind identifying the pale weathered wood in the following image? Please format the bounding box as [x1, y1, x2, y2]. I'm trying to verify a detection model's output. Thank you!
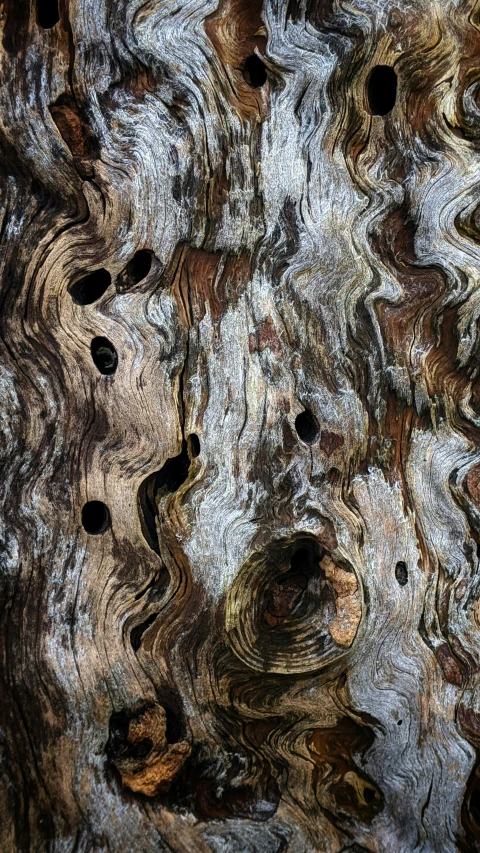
[2, 1, 480, 851]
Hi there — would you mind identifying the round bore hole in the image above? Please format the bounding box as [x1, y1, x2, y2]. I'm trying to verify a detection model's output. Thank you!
[69, 269, 111, 305]
[367, 65, 397, 116]
[37, 0, 59, 28]
[243, 55, 267, 89]
[126, 250, 152, 285]
[188, 433, 201, 459]
[295, 409, 319, 444]
[90, 336, 118, 376]
[81, 501, 111, 535]
[395, 561, 408, 586]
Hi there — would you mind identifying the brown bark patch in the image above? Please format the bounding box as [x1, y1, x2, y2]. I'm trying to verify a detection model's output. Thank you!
[50, 96, 100, 179]
[307, 718, 383, 822]
[319, 430, 345, 457]
[320, 555, 362, 649]
[436, 643, 464, 688]
[172, 246, 252, 325]
[249, 317, 283, 357]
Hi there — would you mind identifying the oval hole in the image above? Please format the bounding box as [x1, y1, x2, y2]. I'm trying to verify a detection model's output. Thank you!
[126, 250, 152, 284]
[90, 336, 118, 376]
[188, 433, 201, 458]
[70, 269, 111, 305]
[367, 65, 397, 116]
[81, 501, 111, 535]
[295, 409, 319, 444]
[37, 0, 59, 28]
[243, 55, 267, 89]
[395, 561, 408, 586]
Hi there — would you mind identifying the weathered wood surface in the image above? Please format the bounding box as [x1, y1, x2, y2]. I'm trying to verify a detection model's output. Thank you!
[2, 0, 480, 851]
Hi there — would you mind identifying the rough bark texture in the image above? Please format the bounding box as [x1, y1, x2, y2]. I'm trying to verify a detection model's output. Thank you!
[2, 1, 480, 851]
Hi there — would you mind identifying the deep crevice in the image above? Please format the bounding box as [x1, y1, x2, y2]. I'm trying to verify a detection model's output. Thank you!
[50, 94, 100, 177]
[130, 614, 158, 652]
[137, 441, 192, 554]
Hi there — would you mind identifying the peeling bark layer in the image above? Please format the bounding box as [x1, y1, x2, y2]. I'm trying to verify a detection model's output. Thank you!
[2, 1, 480, 851]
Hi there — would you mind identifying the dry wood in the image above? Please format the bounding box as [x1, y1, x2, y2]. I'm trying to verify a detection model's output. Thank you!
[2, 1, 480, 851]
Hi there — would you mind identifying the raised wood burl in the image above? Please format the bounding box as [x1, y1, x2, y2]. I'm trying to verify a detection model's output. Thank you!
[2, 1, 480, 851]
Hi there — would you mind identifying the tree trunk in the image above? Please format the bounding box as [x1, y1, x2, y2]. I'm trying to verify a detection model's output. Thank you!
[2, 1, 480, 851]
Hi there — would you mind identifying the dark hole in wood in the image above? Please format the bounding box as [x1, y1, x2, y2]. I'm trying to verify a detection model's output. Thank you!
[106, 709, 131, 761]
[295, 409, 319, 444]
[470, 786, 480, 826]
[70, 269, 111, 305]
[106, 705, 153, 762]
[164, 705, 182, 744]
[137, 442, 191, 553]
[397, 719, 403, 725]
[90, 336, 118, 376]
[367, 65, 397, 116]
[263, 543, 320, 627]
[126, 249, 152, 284]
[81, 500, 110, 535]
[363, 787, 376, 803]
[188, 433, 200, 458]
[395, 561, 408, 586]
[289, 546, 315, 578]
[243, 54, 267, 88]
[37, 0, 59, 28]
[156, 441, 190, 496]
[130, 613, 157, 652]
[137, 473, 160, 555]
[134, 738, 154, 759]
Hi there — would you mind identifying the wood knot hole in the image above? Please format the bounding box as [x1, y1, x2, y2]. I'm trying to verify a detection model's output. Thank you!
[367, 65, 397, 116]
[243, 54, 267, 88]
[81, 500, 111, 535]
[69, 269, 111, 305]
[37, 0, 59, 28]
[126, 250, 152, 284]
[188, 433, 200, 458]
[90, 336, 118, 376]
[295, 409, 319, 444]
[395, 561, 408, 586]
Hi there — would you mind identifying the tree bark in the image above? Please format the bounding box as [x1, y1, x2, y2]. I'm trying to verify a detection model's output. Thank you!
[2, 1, 480, 851]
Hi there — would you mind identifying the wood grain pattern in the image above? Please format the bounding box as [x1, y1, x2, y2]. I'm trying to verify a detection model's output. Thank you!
[2, 1, 480, 851]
